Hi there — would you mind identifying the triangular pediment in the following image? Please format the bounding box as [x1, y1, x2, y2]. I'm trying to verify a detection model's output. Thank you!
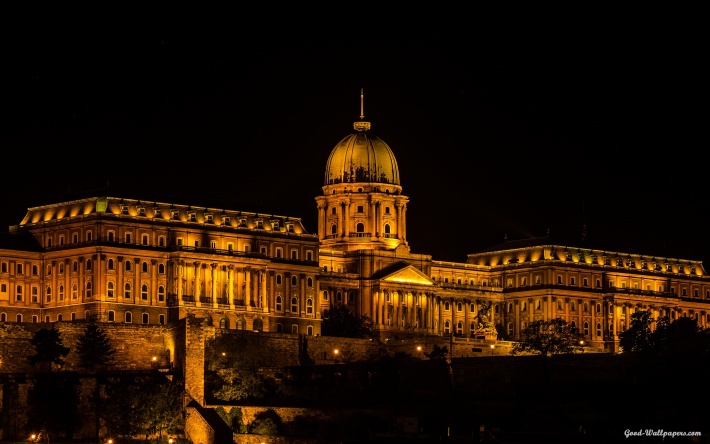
[373, 262, 434, 285]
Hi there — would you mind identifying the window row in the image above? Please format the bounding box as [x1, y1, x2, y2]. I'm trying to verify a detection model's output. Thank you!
[274, 296, 314, 314]
[0, 311, 165, 325]
[3, 282, 166, 302]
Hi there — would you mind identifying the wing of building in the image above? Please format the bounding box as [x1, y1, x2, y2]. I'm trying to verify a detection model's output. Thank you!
[2, 96, 709, 352]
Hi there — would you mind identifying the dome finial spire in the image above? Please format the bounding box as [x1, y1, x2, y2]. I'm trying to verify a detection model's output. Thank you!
[353, 87, 371, 132]
[360, 87, 365, 120]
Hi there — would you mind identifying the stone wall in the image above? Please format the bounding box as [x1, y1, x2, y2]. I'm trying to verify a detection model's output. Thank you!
[0, 321, 175, 373]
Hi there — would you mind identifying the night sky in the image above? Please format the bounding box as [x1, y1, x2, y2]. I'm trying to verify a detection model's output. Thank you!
[2, 12, 707, 265]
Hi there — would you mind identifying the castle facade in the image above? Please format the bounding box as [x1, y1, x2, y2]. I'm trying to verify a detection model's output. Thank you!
[2, 97, 710, 351]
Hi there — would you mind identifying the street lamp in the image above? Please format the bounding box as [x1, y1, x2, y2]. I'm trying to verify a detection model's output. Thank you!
[489, 344, 495, 356]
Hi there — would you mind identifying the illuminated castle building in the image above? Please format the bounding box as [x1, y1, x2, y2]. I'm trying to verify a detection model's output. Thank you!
[2, 93, 710, 351]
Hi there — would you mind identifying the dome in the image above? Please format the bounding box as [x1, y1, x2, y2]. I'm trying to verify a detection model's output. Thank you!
[324, 120, 400, 186]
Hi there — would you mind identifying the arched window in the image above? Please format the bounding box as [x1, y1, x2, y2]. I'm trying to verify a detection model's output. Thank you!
[108, 311, 115, 322]
[108, 259, 114, 270]
[507, 303, 513, 313]
[292, 325, 299, 334]
[307, 277, 313, 287]
[142, 313, 149, 324]
[73, 261, 78, 272]
[107, 281, 114, 298]
[384, 224, 391, 235]
[444, 301, 450, 311]
[46, 286, 52, 303]
[159, 314, 165, 325]
[71, 283, 78, 299]
[125, 260, 132, 272]
[124, 282, 132, 299]
[306, 298, 313, 314]
[331, 224, 337, 235]
[322, 290, 329, 301]
[86, 259, 92, 271]
[158, 263, 165, 274]
[86, 281, 92, 298]
[557, 299, 563, 310]
[457, 302, 463, 312]
[356, 222, 364, 233]
[291, 276, 298, 286]
[276, 274, 282, 285]
[141, 284, 149, 300]
[59, 285, 64, 301]
[142, 262, 148, 273]
[307, 325, 313, 336]
[276, 296, 282, 311]
[59, 263, 64, 274]
[125, 312, 132, 323]
[595, 322, 602, 337]
[444, 320, 451, 334]
[291, 297, 298, 313]
[158, 286, 165, 302]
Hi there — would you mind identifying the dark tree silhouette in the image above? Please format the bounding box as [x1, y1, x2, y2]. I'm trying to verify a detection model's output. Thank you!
[76, 322, 116, 372]
[510, 318, 584, 357]
[321, 305, 373, 338]
[28, 327, 70, 372]
[619, 310, 655, 353]
[424, 344, 449, 361]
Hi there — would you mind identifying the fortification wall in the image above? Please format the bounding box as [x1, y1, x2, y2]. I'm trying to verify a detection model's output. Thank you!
[0, 321, 176, 373]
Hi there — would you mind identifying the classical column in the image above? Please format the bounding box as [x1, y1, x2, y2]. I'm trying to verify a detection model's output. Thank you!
[228, 265, 235, 308]
[262, 269, 269, 313]
[245, 268, 252, 308]
[133, 258, 139, 304]
[370, 200, 378, 238]
[212, 263, 219, 308]
[116, 257, 124, 305]
[151, 259, 158, 305]
[317, 203, 326, 241]
[194, 262, 202, 299]
[177, 261, 184, 300]
[344, 201, 351, 238]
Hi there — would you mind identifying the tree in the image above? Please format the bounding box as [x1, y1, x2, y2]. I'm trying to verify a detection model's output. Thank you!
[510, 318, 584, 357]
[76, 322, 116, 372]
[28, 327, 70, 372]
[102, 375, 184, 440]
[424, 344, 449, 361]
[619, 310, 655, 353]
[321, 305, 373, 338]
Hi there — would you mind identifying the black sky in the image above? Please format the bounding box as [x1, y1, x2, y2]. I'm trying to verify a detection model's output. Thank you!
[1, 11, 707, 265]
